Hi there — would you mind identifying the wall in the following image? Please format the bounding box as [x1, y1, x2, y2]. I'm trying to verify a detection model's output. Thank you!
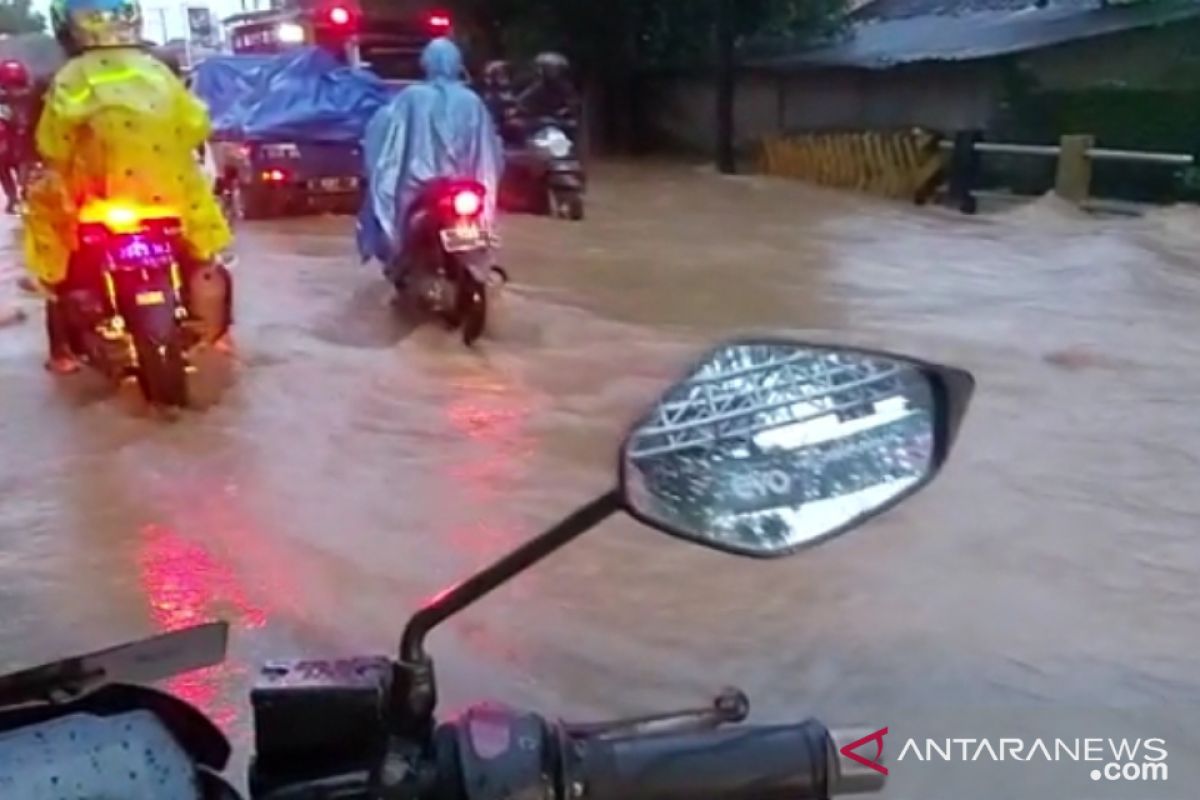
[645, 61, 1001, 153]
[641, 21, 1197, 152]
[646, 72, 781, 154]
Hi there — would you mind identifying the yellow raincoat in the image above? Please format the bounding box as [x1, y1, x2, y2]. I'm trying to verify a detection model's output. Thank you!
[24, 48, 231, 285]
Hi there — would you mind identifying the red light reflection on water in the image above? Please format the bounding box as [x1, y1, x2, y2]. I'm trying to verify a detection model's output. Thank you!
[435, 380, 549, 671]
[137, 523, 266, 730]
[444, 395, 531, 560]
[165, 665, 243, 731]
[443, 380, 535, 498]
[138, 523, 268, 632]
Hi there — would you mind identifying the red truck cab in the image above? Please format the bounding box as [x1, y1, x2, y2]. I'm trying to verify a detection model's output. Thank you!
[223, 0, 453, 80]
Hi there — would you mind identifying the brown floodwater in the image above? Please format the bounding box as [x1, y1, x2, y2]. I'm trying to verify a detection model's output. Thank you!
[2, 162, 1199, 794]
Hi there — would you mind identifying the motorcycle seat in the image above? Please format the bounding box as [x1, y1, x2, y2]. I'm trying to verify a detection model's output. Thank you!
[0, 709, 202, 800]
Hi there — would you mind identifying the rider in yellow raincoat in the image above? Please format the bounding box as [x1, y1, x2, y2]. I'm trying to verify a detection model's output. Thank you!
[26, 0, 232, 372]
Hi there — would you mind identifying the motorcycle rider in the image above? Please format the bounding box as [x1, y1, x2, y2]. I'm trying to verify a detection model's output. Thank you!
[357, 37, 503, 279]
[152, 48, 222, 195]
[481, 60, 522, 147]
[517, 52, 580, 139]
[0, 106, 19, 214]
[0, 60, 33, 213]
[26, 0, 234, 374]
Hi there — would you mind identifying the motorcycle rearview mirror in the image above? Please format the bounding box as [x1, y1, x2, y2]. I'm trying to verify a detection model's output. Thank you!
[619, 339, 974, 557]
[393, 338, 973, 728]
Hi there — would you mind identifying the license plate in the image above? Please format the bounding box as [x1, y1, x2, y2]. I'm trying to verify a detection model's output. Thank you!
[440, 223, 485, 253]
[136, 290, 165, 306]
[113, 236, 174, 266]
[309, 177, 357, 192]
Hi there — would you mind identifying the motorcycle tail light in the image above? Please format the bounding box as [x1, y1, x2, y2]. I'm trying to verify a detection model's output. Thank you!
[104, 205, 139, 229]
[78, 200, 179, 237]
[79, 200, 146, 234]
[452, 188, 482, 217]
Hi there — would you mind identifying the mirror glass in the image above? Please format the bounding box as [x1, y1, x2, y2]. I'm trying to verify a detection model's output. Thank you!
[621, 342, 938, 557]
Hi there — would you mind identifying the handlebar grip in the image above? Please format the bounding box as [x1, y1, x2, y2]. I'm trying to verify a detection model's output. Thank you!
[569, 721, 885, 800]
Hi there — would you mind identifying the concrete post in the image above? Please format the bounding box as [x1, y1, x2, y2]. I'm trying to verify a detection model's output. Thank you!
[947, 129, 983, 214]
[1055, 134, 1094, 205]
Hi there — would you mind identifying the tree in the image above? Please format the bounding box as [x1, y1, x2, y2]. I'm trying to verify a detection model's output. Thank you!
[0, 0, 45, 35]
[447, 0, 846, 153]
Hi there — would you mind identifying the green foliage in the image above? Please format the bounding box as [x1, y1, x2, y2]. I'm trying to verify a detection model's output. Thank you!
[0, 0, 44, 35]
[440, 0, 844, 151]
[1004, 85, 1200, 201]
[448, 0, 845, 72]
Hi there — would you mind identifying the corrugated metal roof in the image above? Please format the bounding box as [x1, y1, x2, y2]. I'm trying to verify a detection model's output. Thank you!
[755, 0, 1200, 70]
[853, 0, 1096, 22]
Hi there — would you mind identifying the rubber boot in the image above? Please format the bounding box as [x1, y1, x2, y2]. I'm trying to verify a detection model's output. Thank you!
[44, 299, 79, 374]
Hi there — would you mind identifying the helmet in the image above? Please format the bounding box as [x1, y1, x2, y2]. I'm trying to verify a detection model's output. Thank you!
[483, 60, 512, 90]
[534, 52, 570, 83]
[0, 60, 30, 92]
[51, 0, 144, 50]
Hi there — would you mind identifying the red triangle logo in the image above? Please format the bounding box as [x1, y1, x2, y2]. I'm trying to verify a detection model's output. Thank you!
[839, 727, 889, 776]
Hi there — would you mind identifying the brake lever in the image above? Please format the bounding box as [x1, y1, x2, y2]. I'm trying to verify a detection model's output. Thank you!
[563, 687, 750, 739]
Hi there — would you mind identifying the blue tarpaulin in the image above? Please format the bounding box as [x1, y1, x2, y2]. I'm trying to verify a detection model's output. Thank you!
[356, 38, 503, 266]
[191, 47, 391, 142]
[189, 53, 273, 123]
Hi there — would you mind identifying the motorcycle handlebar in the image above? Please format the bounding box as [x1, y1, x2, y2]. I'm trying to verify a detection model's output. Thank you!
[566, 721, 885, 800]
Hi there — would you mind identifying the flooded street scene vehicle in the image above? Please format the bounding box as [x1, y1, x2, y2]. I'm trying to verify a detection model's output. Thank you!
[4, 0, 1200, 797]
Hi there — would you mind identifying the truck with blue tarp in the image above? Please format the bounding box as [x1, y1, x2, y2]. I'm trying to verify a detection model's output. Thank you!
[191, 46, 396, 218]
[194, 1, 450, 218]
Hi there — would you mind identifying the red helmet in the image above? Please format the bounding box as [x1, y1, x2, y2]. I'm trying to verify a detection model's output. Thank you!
[0, 60, 30, 91]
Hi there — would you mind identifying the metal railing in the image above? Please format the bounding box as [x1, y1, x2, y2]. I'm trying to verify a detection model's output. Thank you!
[943, 131, 1195, 214]
[940, 139, 1193, 165]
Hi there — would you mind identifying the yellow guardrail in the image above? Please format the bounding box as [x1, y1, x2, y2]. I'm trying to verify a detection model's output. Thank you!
[760, 129, 945, 202]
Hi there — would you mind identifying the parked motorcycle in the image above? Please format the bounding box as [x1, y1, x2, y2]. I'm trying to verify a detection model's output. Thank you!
[501, 120, 586, 221]
[392, 178, 498, 346]
[0, 338, 975, 799]
[57, 200, 226, 407]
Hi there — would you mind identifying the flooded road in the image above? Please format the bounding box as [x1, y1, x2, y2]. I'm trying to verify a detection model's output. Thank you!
[3, 162, 1200, 791]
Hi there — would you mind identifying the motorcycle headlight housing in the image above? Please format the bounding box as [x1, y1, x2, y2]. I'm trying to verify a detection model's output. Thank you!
[531, 127, 573, 159]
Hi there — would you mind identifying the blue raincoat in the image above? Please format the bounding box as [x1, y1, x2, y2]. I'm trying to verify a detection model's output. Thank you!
[357, 38, 503, 267]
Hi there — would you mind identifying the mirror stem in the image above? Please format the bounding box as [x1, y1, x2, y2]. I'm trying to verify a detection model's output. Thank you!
[399, 490, 622, 663]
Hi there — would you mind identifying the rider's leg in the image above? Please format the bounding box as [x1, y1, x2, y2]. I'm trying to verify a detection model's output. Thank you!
[178, 250, 233, 347]
[43, 293, 79, 374]
[0, 161, 18, 213]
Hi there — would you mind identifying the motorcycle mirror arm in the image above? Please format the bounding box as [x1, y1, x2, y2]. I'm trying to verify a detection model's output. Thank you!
[398, 489, 622, 665]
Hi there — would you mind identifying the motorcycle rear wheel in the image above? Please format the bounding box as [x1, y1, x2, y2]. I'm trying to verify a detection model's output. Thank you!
[565, 194, 584, 221]
[548, 188, 584, 221]
[133, 332, 189, 408]
[458, 277, 487, 347]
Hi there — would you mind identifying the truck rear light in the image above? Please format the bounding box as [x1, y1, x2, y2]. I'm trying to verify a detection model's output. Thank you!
[328, 6, 352, 26]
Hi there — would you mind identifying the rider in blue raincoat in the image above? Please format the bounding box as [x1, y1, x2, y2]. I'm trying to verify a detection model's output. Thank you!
[357, 38, 503, 275]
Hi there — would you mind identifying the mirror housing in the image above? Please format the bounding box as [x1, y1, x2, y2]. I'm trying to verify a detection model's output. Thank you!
[619, 339, 973, 558]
